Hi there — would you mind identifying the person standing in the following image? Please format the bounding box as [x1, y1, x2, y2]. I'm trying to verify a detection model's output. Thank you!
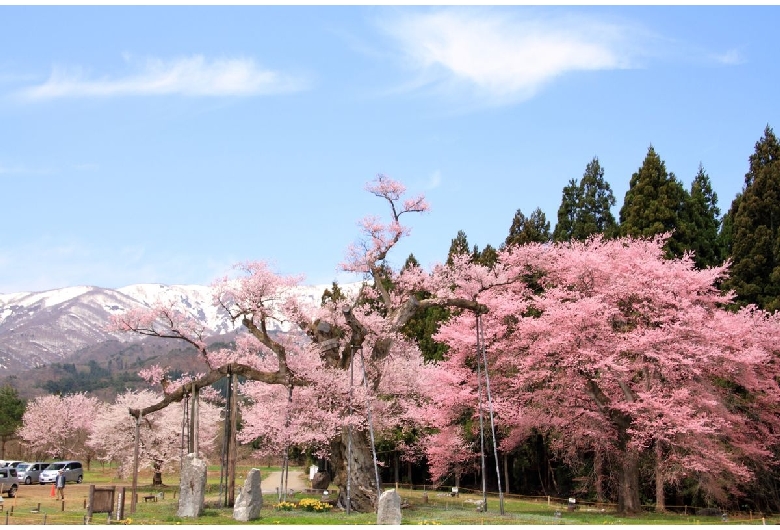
[55, 469, 66, 500]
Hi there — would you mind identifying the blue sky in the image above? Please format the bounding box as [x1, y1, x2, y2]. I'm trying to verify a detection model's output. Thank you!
[1, 6, 778, 293]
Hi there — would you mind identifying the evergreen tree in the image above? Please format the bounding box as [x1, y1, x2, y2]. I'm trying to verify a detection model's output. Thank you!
[401, 254, 451, 362]
[403, 253, 420, 270]
[0, 384, 25, 459]
[473, 243, 498, 268]
[553, 179, 580, 242]
[447, 230, 471, 265]
[723, 125, 780, 311]
[505, 207, 551, 247]
[554, 157, 618, 241]
[577, 157, 618, 239]
[619, 146, 691, 257]
[686, 164, 723, 268]
[718, 193, 741, 259]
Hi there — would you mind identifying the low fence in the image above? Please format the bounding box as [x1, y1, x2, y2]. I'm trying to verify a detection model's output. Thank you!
[381, 481, 771, 522]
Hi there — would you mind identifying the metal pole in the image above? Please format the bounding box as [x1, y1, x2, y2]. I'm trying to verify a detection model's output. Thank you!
[478, 314, 505, 515]
[131, 412, 141, 514]
[218, 372, 231, 507]
[346, 354, 354, 515]
[358, 348, 382, 505]
[476, 339, 487, 512]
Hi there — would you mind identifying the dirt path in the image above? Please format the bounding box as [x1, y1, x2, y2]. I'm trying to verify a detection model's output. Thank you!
[261, 469, 310, 495]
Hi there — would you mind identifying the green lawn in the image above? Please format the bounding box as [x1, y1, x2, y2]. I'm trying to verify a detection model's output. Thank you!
[4, 465, 772, 525]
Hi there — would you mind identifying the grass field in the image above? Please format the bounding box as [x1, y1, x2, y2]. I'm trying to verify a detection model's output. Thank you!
[0, 465, 772, 525]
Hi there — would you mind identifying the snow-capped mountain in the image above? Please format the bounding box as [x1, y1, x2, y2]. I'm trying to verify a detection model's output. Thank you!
[0, 282, 359, 375]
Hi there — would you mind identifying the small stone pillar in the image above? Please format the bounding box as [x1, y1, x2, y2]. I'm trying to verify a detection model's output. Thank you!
[233, 468, 263, 522]
[177, 453, 207, 518]
[376, 489, 402, 525]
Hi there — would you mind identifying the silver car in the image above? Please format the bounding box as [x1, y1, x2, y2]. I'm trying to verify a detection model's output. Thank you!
[17, 462, 48, 485]
[0, 467, 19, 498]
[39, 461, 83, 484]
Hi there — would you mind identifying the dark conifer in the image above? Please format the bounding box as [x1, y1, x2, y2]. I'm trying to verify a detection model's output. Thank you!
[505, 207, 551, 247]
[686, 164, 723, 268]
[619, 146, 691, 258]
[724, 125, 780, 311]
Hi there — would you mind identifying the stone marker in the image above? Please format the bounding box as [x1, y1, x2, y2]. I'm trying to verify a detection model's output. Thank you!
[177, 453, 207, 518]
[233, 468, 263, 522]
[376, 489, 402, 525]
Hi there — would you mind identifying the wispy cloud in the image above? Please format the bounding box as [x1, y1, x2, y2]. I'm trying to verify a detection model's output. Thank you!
[17, 55, 309, 101]
[426, 170, 442, 190]
[713, 49, 744, 66]
[0, 164, 53, 176]
[379, 8, 642, 105]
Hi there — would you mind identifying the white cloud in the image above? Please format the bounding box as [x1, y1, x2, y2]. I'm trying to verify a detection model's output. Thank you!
[379, 9, 640, 105]
[18, 55, 309, 101]
[714, 49, 743, 66]
[0, 163, 53, 176]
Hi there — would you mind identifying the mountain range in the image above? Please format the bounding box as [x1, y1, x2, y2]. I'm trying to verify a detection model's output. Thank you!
[0, 282, 351, 377]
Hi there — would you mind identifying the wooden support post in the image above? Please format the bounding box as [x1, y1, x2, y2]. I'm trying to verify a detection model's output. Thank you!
[87, 485, 95, 519]
[227, 372, 238, 507]
[189, 383, 200, 456]
[131, 413, 140, 514]
[118, 487, 126, 521]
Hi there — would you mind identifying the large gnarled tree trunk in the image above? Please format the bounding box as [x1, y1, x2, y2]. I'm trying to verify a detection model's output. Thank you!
[330, 429, 380, 513]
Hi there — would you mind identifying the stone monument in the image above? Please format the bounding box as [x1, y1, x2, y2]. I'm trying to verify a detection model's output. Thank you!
[233, 468, 263, 522]
[177, 453, 207, 518]
[376, 489, 402, 525]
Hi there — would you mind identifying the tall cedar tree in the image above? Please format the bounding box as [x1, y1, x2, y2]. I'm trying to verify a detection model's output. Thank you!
[724, 125, 780, 311]
[553, 157, 618, 241]
[719, 193, 741, 259]
[686, 164, 723, 268]
[553, 179, 579, 241]
[400, 253, 450, 362]
[447, 230, 471, 265]
[619, 146, 691, 258]
[404, 233, 497, 363]
[0, 385, 24, 459]
[504, 207, 551, 247]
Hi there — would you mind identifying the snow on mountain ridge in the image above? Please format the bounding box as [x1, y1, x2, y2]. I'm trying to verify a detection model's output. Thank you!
[0, 281, 363, 375]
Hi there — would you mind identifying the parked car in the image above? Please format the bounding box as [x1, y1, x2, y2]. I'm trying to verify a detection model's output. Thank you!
[0, 467, 19, 498]
[38, 461, 83, 484]
[17, 462, 49, 485]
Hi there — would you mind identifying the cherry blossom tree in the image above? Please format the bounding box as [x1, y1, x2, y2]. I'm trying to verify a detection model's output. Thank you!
[425, 235, 780, 513]
[18, 393, 101, 461]
[87, 389, 221, 485]
[112, 175, 482, 512]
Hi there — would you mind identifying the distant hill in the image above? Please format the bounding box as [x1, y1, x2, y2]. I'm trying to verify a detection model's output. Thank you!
[0, 282, 358, 400]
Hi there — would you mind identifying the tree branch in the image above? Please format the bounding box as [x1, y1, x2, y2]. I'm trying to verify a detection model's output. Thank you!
[129, 363, 293, 418]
